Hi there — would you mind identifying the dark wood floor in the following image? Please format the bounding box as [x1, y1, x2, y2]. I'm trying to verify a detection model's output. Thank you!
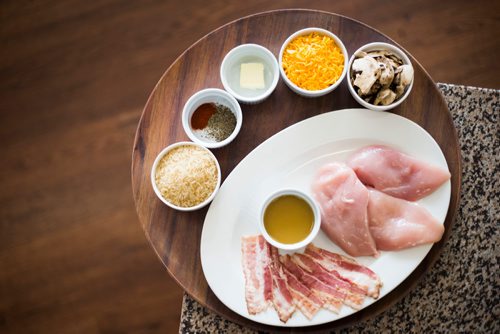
[0, 1, 498, 333]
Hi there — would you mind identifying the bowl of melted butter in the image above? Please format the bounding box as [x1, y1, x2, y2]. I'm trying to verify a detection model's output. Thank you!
[260, 189, 321, 251]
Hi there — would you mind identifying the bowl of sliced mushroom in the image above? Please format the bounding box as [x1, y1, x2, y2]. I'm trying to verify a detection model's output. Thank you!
[347, 42, 414, 111]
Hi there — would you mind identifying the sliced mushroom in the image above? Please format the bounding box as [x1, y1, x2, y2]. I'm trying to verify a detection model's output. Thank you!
[378, 58, 394, 87]
[354, 50, 368, 58]
[387, 54, 404, 66]
[397, 64, 414, 87]
[352, 56, 380, 95]
[394, 85, 406, 99]
[368, 81, 382, 96]
[365, 50, 391, 58]
[374, 88, 397, 105]
[385, 55, 403, 70]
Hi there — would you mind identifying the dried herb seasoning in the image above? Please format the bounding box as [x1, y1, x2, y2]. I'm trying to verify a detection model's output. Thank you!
[205, 104, 237, 142]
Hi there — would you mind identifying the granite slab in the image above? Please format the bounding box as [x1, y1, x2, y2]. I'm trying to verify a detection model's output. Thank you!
[179, 84, 499, 333]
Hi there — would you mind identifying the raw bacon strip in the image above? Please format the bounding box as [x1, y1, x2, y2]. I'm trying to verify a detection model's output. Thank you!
[269, 267, 296, 322]
[268, 246, 295, 322]
[367, 188, 445, 251]
[241, 235, 273, 314]
[291, 253, 366, 310]
[305, 244, 382, 298]
[282, 268, 323, 319]
[347, 145, 451, 201]
[271, 242, 322, 319]
[280, 254, 344, 313]
[269, 245, 281, 267]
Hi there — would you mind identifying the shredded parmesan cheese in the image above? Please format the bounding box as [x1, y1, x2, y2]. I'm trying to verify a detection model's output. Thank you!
[155, 145, 218, 208]
[282, 32, 345, 91]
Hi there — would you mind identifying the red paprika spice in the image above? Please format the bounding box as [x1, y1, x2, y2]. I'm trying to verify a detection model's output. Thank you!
[191, 103, 216, 130]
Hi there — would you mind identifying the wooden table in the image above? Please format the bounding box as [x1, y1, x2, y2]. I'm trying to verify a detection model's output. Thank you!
[131, 9, 461, 332]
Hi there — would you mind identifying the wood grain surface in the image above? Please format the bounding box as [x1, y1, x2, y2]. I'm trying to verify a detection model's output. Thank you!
[132, 10, 461, 331]
[1, 1, 498, 333]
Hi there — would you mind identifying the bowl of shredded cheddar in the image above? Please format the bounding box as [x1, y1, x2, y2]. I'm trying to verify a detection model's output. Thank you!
[279, 27, 348, 97]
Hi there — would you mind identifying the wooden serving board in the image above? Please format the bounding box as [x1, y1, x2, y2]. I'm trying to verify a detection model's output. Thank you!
[131, 9, 461, 332]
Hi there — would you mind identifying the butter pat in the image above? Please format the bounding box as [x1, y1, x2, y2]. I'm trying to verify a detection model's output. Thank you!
[240, 63, 265, 89]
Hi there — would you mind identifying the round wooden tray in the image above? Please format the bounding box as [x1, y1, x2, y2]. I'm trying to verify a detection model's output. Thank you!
[131, 9, 461, 332]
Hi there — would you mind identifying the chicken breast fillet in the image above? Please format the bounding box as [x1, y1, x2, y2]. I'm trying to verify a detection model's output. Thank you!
[312, 162, 378, 257]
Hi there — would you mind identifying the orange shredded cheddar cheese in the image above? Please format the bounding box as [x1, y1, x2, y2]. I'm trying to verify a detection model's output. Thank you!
[282, 32, 344, 91]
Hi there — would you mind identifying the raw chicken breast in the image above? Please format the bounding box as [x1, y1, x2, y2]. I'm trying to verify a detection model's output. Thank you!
[347, 145, 451, 201]
[367, 188, 444, 250]
[312, 163, 378, 257]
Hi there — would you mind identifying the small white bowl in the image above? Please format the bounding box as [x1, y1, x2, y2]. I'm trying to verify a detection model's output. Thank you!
[182, 88, 242, 149]
[151, 141, 221, 211]
[279, 27, 348, 98]
[260, 189, 321, 251]
[347, 42, 414, 111]
[220, 43, 279, 104]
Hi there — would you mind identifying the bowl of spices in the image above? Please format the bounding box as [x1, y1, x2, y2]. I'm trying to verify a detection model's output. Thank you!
[151, 141, 221, 211]
[279, 27, 348, 98]
[182, 88, 242, 149]
[260, 189, 321, 251]
[220, 43, 279, 104]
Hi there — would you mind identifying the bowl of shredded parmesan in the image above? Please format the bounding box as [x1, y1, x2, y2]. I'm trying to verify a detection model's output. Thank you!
[151, 142, 221, 211]
[279, 27, 348, 97]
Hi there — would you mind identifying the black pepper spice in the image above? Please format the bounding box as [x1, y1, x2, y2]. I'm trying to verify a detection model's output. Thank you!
[205, 104, 237, 142]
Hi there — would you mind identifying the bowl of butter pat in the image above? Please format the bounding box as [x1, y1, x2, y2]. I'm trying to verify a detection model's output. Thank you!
[220, 43, 279, 104]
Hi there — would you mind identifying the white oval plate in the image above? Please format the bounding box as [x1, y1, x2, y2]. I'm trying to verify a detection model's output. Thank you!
[200, 109, 451, 327]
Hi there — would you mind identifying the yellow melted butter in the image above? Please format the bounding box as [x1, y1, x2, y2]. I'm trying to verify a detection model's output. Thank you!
[263, 195, 314, 244]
